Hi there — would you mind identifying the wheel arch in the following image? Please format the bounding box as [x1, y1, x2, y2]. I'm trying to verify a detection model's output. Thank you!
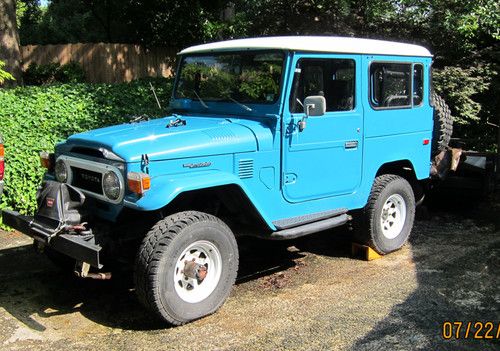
[125, 171, 274, 230]
[162, 184, 271, 232]
[375, 159, 425, 203]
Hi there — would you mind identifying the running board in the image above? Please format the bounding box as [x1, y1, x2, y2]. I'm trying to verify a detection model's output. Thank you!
[270, 213, 351, 240]
[273, 208, 347, 230]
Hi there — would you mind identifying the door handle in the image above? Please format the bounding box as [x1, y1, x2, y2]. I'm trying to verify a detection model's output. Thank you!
[344, 141, 358, 149]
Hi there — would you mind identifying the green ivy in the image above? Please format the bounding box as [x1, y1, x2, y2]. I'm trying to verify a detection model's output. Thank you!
[0, 78, 173, 226]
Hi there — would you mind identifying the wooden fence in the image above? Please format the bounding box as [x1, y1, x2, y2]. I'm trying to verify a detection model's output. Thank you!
[21, 43, 177, 83]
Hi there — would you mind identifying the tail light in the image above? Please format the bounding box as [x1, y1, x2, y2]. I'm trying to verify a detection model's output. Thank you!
[127, 172, 151, 195]
[0, 143, 4, 181]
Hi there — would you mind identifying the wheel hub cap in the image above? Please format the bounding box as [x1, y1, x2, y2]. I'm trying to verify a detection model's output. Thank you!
[174, 240, 222, 304]
[182, 259, 208, 281]
[380, 194, 407, 239]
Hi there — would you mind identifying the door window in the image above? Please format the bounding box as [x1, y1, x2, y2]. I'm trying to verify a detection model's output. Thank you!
[289, 59, 355, 113]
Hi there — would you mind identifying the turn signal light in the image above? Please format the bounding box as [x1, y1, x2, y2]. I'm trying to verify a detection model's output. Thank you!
[40, 151, 54, 170]
[127, 172, 151, 195]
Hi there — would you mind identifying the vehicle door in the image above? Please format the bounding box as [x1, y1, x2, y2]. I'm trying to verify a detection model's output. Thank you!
[282, 53, 363, 202]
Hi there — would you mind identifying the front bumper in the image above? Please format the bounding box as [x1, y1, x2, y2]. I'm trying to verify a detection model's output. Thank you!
[1, 209, 102, 268]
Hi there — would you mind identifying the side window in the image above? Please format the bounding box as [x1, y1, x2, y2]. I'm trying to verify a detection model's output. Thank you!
[370, 63, 411, 108]
[290, 59, 355, 113]
[413, 64, 424, 106]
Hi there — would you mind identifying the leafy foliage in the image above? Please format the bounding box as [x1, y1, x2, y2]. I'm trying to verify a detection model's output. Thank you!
[0, 78, 173, 223]
[433, 57, 499, 151]
[24, 61, 86, 85]
[17, 0, 228, 47]
[0, 60, 15, 85]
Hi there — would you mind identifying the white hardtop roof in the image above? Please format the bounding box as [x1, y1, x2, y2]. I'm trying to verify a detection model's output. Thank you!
[179, 36, 432, 57]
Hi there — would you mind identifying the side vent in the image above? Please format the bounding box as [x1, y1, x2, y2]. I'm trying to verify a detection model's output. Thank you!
[238, 159, 254, 179]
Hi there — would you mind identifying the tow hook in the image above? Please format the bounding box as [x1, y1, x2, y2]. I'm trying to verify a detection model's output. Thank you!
[182, 259, 208, 282]
[75, 262, 112, 280]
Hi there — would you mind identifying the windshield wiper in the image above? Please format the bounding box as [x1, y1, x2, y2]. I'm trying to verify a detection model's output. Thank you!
[228, 97, 253, 112]
[192, 90, 208, 109]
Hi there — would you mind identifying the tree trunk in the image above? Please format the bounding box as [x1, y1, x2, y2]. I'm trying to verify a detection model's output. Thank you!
[0, 0, 23, 86]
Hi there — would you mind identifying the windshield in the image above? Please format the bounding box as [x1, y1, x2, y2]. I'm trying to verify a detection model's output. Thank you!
[174, 51, 284, 105]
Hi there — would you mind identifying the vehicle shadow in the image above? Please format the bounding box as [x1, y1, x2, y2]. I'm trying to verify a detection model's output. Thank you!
[0, 228, 351, 332]
[350, 192, 500, 351]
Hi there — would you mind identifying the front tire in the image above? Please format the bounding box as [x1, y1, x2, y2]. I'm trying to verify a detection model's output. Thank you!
[354, 175, 415, 254]
[135, 211, 238, 325]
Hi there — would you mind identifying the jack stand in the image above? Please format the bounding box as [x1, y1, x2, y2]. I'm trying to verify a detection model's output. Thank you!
[75, 262, 91, 277]
[351, 243, 383, 261]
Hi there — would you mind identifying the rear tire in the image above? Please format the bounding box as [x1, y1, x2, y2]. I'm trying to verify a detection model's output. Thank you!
[431, 93, 453, 156]
[135, 211, 238, 325]
[353, 175, 415, 254]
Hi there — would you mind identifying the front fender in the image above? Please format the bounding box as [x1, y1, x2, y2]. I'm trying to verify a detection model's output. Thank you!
[123, 170, 275, 228]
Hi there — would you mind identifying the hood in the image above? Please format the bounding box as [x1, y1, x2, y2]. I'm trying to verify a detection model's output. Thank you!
[65, 116, 261, 163]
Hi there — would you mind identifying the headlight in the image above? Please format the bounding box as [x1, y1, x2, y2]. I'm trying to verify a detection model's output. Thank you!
[55, 159, 68, 183]
[103, 171, 121, 200]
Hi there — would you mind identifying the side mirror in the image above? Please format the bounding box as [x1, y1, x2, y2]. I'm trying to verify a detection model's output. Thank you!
[299, 96, 326, 131]
[304, 96, 326, 117]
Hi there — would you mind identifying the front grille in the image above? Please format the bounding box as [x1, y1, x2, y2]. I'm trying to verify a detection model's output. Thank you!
[71, 167, 103, 194]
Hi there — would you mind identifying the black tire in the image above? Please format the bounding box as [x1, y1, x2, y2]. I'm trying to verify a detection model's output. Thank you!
[135, 211, 238, 325]
[353, 175, 415, 255]
[431, 93, 453, 156]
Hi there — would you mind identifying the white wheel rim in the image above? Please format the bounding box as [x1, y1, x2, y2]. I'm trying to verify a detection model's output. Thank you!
[173, 240, 222, 304]
[380, 194, 407, 239]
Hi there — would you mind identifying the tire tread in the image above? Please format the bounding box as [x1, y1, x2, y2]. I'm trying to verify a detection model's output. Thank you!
[431, 93, 453, 156]
[354, 174, 414, 254]
[134, 211, 237, 325]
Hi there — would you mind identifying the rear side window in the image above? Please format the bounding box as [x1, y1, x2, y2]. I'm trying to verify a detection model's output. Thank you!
[370, 63, 411, 108]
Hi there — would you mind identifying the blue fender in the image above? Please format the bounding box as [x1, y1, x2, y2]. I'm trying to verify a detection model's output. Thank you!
[123, 170, 276, 229]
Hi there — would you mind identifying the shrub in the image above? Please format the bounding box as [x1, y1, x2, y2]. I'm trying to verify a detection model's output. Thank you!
[54, 61, 86, 83]
[23, 61, 86, 85]
[0, 77, 173, 225]
[433, 61, 498, 151]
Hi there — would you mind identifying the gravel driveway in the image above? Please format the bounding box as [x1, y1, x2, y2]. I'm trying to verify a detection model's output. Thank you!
[0, 196, 498, 350]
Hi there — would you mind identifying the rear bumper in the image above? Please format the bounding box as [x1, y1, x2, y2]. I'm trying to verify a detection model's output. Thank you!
[1, 209, 102, 268]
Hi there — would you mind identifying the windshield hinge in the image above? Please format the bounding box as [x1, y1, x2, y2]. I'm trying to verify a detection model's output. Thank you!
[167, 117, 187, 128]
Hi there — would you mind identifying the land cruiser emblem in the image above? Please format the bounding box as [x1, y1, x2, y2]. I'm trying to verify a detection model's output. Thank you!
[183, 162, 211, 168]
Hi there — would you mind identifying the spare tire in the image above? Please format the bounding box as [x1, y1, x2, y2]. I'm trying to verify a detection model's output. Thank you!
[431, 93, 453, 156]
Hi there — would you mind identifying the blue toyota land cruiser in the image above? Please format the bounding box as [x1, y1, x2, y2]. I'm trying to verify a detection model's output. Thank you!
[2, 36, 452, 325]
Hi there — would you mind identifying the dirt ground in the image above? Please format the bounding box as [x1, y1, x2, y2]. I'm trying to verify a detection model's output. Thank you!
[0, 194, 499, 351]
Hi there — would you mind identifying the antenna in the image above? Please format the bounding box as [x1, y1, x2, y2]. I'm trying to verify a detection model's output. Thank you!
[149, 82, 162, 110]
